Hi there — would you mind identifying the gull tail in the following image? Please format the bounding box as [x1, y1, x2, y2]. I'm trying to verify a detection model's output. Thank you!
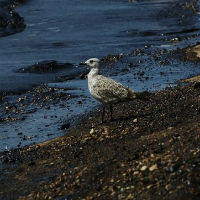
[127, 88, 151, 101]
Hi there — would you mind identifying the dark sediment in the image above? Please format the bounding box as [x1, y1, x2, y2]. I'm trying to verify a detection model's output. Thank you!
[0, 0, 26, 37]
[0, 84, 72, 124]
[0, 0, 27, 9]
[0, 83, 200, 199]
[16, 60, 73, 74]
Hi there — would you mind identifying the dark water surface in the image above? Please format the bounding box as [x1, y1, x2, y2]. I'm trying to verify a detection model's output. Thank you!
[0, 0, 199, 92]
[1, 0, 200, 151]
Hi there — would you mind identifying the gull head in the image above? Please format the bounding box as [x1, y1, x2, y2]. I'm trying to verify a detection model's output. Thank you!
[83, 58, 100, 68]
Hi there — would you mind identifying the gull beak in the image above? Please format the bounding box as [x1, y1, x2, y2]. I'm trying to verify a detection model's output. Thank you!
[79, 62, 89, 71]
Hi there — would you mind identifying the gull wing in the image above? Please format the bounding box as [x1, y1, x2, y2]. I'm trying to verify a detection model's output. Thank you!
[94, 75, 130, 103]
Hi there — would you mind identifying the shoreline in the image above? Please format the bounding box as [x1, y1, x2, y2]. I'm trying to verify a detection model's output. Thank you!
[1, 41, 200, 151]
[1, 80, 200, 199]
[1, 0, 200, 198]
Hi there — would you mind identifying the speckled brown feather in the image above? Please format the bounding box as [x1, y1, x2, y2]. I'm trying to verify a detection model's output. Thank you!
[89, 75, 136, 104]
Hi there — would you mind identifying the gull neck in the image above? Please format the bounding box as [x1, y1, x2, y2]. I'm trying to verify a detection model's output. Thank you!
[88, 67, 99, 78]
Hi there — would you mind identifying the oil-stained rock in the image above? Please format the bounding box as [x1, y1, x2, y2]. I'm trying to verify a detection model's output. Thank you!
[16, 60, 73, 74]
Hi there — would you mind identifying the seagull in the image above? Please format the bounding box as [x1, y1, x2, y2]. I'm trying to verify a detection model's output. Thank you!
[81, 58, 148, 123]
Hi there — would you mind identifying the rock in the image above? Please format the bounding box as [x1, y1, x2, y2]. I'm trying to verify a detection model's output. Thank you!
[193, 82, 200, 89]
[18, 97, 24, 102]
[140, 165, 147, 171]
[133, 127, 139, 132]
[165, 184, 173, 191]
[90, 128, 95, 134]
[171, 37, 181, 42]
[150, 154, 155, 158]
[147, 184, 153, 189]
[134, 171, 139, 175]
[60, 123, 70, 130]
[16, 60, 73, 74]
[0, 1, 26, 37]
[133, 118, 137, 123]
[149, 164, 158, 171]
[184, 44, 200, 62]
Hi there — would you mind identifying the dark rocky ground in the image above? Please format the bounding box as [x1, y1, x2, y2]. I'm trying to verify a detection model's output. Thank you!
[0, 0, 26, 37]
[1, 0, 200, 199]
[0, 82, 200, 200]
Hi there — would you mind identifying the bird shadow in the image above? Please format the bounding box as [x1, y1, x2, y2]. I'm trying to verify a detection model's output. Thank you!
[98, 112, 152, 125]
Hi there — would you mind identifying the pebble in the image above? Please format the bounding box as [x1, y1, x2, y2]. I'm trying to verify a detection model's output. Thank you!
[149, 164, 158, 171]
[134, 127, 139, 131]
[18, 97, 24, 102]
[134, 171, 139, 175]
[140, 166, 147, 171]
[165, 184, 172, 191]
[90, 128, 95, 134]
[167, 127, 173, 130]
[60, 123, 70, 130]
[127, 194, 134, 198]
[171, 37, 181, 42]
[110, 178, 114, 183]
[150, 154, 155, 158]
[147, 185, 153, 189]
[133, 118, 138, 123]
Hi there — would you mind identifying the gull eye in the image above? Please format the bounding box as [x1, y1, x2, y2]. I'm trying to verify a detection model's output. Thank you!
[90, 60, 94, 64]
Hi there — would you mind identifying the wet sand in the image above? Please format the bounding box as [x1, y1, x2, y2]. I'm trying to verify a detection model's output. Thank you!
[1, 81, 200, 199]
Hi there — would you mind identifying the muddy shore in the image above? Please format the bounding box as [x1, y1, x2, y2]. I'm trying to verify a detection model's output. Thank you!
[1, 0, 200, 199]
[0, 81, 200, 199]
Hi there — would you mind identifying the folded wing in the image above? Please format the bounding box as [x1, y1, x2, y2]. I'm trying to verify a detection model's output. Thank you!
[93, 75, 135, 104]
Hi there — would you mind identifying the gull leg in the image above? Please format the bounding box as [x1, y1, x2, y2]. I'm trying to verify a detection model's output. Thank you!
[109, 104, 113, 121]
[101, 105, 105, 123]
